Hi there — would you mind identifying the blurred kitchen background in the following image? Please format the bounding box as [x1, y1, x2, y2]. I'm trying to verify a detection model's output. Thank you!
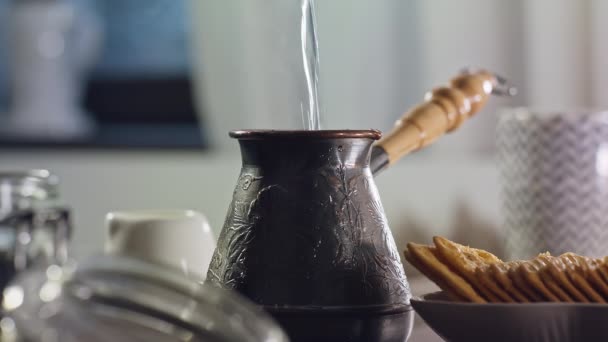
[0, 0, 603, 267]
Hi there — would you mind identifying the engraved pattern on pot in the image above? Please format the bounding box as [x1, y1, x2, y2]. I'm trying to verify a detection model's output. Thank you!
[208, 173, 265, 287]
[207, 135, 410, 309]
[318, 162, 409, 303]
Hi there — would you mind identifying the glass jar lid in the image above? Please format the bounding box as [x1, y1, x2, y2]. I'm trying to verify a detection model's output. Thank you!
[2, 256, 288, 342]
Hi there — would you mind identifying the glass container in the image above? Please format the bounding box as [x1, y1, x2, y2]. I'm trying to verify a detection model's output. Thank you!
[1, 255, 288, 342]
[0, 170, 71, 291]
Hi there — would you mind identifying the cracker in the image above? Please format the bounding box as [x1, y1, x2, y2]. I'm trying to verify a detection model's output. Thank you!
[582, 257, 608, 299]
[560, 254, 605, 303]
[508, 261, 544, 302]
[488, 262, 529, 302]
[475, 267, 515, 302]
[538, 254, 589, 302]
[433, 236, 502, 264]
[472, 274, 502, 302]
[432, 236, 503, 302]
[597, 257, 608, 284]
[545, 281, 572, 302]
[532, 256, 573, 302]
[403, 249, 466, 302]
[518, 258, 560, 301]
[406, 242, 486, 303]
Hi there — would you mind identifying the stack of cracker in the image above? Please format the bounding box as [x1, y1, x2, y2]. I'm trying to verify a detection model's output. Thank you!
[405, 236, 608, 303]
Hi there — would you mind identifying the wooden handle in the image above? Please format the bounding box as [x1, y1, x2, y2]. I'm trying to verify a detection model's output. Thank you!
[375, 70, 498, 164]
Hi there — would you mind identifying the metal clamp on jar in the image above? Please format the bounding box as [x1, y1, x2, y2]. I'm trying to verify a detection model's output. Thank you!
[0, 170, 72, 291]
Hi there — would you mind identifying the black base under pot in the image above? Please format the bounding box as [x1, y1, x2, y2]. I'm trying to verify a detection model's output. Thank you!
[267, 305, 414, 342]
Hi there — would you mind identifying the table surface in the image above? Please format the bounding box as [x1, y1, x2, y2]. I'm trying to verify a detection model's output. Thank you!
[408, 276, 444, 341]
[410, 324, 443, 342]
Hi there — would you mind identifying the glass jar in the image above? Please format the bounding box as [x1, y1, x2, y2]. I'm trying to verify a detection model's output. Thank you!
[0, 170, 60, 219]
[1, 255, 289, 342]
[0, 170, 71, 291]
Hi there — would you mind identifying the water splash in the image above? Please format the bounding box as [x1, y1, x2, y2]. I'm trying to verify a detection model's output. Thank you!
[300, 0, 321, 130]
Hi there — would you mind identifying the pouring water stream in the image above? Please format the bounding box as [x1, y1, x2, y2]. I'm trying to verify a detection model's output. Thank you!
[300, 0, 322, 130]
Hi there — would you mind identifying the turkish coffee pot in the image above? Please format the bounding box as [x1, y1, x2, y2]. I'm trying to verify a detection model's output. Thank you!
[0, 170, 71, 291]
[207, 70, 515, 342]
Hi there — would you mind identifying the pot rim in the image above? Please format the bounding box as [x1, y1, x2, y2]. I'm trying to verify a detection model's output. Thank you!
[229, 129, 382, 140]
